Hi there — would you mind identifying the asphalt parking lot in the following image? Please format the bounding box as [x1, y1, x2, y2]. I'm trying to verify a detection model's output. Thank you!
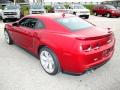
[0, 15, 120, 90]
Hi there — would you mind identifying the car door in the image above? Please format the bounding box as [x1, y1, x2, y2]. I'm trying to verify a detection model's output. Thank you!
[12, 18, 37, 51]
[12, 17, 45, 53]
[101, 6, 107, 15]
[98, 6, 104, 15]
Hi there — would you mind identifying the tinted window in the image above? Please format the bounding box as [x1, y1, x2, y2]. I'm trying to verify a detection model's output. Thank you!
[99, 6, 104, 9]
[56, 17, 93, 31]
[106, 5, 116, 9]
[19, 18, 37, 29]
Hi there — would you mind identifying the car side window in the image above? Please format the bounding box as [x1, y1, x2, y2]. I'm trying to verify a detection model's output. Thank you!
[104, 6, 107, 9]
[19, 18, 37, 29]
[19, 18, 29, 27]
[99, 6, 104, 9]
[35, 20, 45, 29]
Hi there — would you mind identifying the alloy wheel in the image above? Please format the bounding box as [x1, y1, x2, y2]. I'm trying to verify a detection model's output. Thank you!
[4, 31, 10, 44]
[40, 50, 55, 73]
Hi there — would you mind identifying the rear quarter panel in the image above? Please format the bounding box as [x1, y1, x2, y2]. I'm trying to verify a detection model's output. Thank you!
[36, 30, 76, 70]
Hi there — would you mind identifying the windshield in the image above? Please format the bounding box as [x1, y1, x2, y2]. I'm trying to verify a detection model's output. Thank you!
[54, 5, 65, 9]
[30, 4, 43, 9]
[74, 5, 85, 9]
[5, 4, 20, 10]
[106, 5, 116, 9]
[56, 17, 93, 31]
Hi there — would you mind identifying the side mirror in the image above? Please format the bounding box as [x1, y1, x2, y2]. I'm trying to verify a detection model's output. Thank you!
[12, 22, 19, 27]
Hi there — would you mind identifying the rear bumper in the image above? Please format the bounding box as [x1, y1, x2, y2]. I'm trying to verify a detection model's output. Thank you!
[61, 39, 115, 75]
[84, 48, 114, 70]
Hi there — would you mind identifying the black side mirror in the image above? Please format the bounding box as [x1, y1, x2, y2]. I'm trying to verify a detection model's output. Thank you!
[12, 22, 19, 27]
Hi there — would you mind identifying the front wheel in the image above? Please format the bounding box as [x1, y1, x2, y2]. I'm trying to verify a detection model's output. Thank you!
[39, 47, 60, 75]
[85, 15, 89, 19]
[4, 30, 13, 45]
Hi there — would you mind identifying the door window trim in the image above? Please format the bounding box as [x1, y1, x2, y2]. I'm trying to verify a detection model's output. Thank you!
[18, 17, 45, 30]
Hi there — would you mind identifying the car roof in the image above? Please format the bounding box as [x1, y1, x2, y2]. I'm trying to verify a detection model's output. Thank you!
[26, 13, 75, 19]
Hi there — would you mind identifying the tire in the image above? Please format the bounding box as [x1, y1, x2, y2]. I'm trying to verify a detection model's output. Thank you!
[4, 29, 13, 45]
[102, 14, 105, 17]
[85, 15, 89, 19]
[106, 13, 111, 18]
[39, 47, 60, 75]
[0, 16, 2, 20]
[3, 19, 6, 23]
[73, 12, 76, 15]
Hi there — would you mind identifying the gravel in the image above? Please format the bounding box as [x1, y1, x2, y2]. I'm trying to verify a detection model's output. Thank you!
[0, 15, 120, 90]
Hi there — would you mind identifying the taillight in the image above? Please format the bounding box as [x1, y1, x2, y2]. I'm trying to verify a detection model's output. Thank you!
[80, 43, 100, 52]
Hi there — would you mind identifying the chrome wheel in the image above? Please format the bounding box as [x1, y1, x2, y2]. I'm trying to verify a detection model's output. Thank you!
[94, 12, 97, 16]
[40, 50, 55, 73]
[4, 31, 10, 44]
[106, 13, 110, 18]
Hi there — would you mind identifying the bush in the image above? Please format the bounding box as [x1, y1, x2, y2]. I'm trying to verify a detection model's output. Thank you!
[44, 5, 54, 13]
[21, 5, 29, 16]
[84, 4, 95, 14]
[64, 3, 70, 9]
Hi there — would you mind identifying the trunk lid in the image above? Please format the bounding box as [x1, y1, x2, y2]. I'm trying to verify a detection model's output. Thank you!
[73, 27, 112, 40]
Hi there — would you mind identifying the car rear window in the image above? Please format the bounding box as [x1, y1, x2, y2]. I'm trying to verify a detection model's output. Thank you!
[56, 17, 93, 31]
[106, 5, 116, 9]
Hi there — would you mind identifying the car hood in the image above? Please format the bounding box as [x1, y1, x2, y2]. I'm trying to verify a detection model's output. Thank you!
[72, 27, 112, 40]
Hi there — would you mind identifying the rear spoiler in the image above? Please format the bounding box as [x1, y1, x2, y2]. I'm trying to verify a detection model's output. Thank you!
[76, 33, 112, 40]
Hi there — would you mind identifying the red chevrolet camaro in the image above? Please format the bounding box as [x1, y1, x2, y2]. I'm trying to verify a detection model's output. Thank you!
[4, 13, 115, 75]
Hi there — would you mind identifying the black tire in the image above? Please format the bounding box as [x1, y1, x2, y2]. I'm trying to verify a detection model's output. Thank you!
[4, 29, 13, 45]
[39, 47, 60, 75]
[3, 19, 6, 23]
[73, 12, 76, 15]
[85, 15, 89, 19]
[0, 16, 2, 20]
